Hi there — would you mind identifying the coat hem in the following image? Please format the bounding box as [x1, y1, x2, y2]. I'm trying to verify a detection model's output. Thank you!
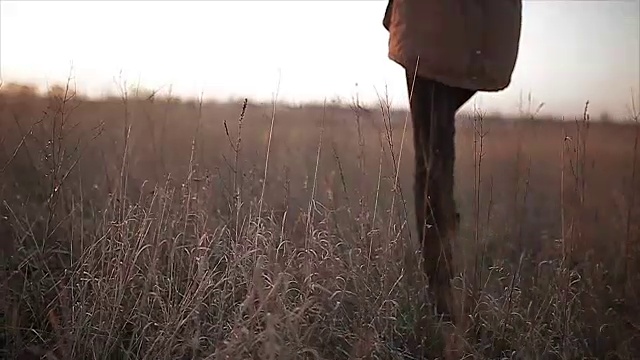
[389, 52, 510, 93]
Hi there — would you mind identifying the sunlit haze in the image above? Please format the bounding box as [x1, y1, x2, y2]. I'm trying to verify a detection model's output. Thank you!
[1, 1, 639, 119]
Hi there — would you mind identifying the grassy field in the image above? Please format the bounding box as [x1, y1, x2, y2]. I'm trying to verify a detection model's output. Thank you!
[0, 83, 639, 359]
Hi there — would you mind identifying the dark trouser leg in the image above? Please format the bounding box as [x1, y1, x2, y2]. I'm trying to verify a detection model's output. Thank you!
[406, 72, 475, 320]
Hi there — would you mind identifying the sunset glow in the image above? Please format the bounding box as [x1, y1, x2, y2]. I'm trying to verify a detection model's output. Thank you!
[1, 0, 638, 118]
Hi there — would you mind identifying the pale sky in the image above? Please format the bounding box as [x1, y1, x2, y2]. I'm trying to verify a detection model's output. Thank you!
[1, 1, 638, 119]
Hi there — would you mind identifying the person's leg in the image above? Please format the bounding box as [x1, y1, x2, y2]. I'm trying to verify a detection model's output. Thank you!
[406, 72, 475, 320]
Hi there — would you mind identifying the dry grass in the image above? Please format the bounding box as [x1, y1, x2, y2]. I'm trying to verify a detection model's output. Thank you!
[0, 82, 639, 359]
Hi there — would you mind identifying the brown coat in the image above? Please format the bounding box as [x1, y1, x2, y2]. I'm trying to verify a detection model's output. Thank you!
[383, 0, 522, 92]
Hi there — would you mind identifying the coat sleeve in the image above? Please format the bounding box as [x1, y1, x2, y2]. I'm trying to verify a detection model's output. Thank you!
[383, 0, 393, 31]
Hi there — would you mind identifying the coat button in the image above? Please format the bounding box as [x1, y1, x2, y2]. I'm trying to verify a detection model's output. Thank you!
[475, 50, 482, 55]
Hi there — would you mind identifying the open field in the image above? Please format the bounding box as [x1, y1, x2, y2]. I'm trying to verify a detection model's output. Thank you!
[1, 84, 639, 359]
